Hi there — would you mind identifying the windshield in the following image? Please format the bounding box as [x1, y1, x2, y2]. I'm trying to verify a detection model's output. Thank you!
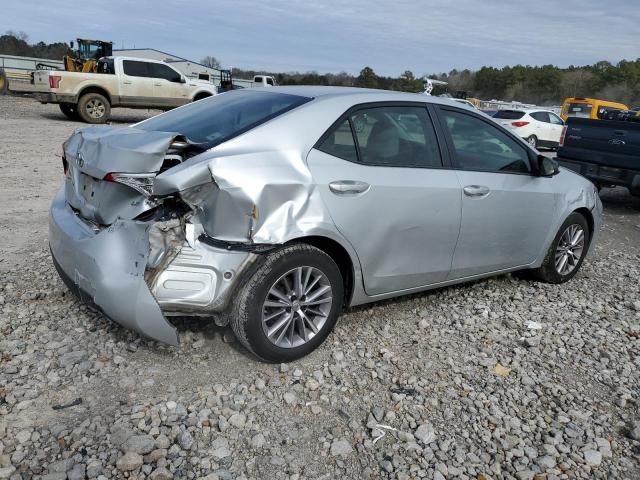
[493, 110, 525, 120]
[566, 103, 593, 118]
[138, 90, 311, 146]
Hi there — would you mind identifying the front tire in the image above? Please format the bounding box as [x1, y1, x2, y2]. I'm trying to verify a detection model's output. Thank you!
[531, 212, 590, 284]
[230, 243, 344, 362]
[77, 92, 110, 124]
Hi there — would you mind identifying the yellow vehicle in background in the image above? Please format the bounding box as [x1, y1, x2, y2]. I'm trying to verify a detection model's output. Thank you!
[560, 97, 629, 121]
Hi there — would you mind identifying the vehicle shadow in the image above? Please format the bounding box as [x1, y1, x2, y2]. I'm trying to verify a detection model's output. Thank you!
[40, 112, 160, 125]
[598, 187, 640, 213]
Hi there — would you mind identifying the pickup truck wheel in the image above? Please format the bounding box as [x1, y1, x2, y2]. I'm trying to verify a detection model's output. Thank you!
[59, 103, 79, 120]
[230, 243, 344, 363]
[530, 212, 590, 284]
[78, 93, 110, 124]
[527, 135, 538, 149]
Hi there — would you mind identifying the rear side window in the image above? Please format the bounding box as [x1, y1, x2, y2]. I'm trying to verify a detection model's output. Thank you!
[493, 110, 525, 120]
[317, 120, 358, 163]
[351, 107, 441, 167]
[138, 90, 311, 146]
[320, 106, 442, 168]
[123, 60, 150, 77]
[149, 63, 181, 82]
[440, 109, 530, 173]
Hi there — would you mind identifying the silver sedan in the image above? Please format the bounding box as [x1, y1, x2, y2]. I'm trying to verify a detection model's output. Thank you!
[49, 87, 602, 361]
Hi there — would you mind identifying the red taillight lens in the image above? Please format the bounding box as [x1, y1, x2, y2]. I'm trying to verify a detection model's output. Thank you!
[49, 75, 61, 89]
[104, 172, 156, 197]
[511, 121, 530, 128]
[559, 126, 568, 147]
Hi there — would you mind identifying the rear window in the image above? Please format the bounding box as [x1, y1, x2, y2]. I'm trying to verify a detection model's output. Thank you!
[493, 110, 525, 120]
[137, 90, 311, 146]
[566, 103, 593, 118]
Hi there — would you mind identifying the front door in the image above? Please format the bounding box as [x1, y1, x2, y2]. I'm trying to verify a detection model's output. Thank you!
[148, 63, 189, 108]
[307, 104, 461, 296]
[435, 107, 558, 279]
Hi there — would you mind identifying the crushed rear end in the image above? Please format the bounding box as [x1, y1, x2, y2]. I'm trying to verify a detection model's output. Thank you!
[49, 127, 262, 345]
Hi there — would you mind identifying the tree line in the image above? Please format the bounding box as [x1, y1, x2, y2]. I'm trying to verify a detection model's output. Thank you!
[3, 32, 638, 107]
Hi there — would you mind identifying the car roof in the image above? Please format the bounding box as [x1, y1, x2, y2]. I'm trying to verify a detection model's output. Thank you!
[253, 85, 471, 109]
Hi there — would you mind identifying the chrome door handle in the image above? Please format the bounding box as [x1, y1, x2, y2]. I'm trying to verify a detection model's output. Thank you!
[463, 185, 490, 197]
[329, 180, 370, 195]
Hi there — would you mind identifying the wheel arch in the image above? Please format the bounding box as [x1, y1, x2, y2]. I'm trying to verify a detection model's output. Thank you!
[192, 91, 213, 102]
[77, 85, 112, 105]
[287, 235, 357, 307]
[573, 207, 594, 240]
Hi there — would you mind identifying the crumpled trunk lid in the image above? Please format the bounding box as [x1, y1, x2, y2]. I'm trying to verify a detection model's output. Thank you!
[63, 127, 181, 225]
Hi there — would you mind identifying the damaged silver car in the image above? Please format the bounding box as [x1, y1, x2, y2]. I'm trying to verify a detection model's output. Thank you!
[50, 87, 603, 362]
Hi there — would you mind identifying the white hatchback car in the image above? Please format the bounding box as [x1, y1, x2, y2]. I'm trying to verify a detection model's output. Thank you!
[493, 109, 565, 150]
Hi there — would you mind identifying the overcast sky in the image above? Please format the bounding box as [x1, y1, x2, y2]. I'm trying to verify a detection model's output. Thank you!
[3, 0, 639, 76]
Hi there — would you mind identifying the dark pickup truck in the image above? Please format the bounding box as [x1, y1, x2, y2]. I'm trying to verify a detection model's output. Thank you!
[556, 116, 640, 196]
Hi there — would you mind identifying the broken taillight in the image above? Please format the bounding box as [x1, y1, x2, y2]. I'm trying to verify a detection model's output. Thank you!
[103, 172, 156, 197]
[49, 75, 62, 89]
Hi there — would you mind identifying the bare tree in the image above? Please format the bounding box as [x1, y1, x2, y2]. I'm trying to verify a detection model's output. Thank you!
[200, 56, 221, 69]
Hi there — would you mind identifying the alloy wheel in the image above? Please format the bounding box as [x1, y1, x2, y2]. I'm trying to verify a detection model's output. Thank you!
[261, 266, 333, 348]
[555, 224, 585, 275]
[86, 98, 105, 119]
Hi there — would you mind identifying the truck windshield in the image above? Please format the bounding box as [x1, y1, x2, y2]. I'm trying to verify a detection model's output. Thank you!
[137, 90, 311, 146]
[566, 103, 593, 118]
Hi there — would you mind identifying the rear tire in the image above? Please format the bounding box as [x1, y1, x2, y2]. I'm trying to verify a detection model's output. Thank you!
[531, 212, 590, 284]
[527, 135, 538, 149]
[0, 69, 7, 95]
[77, 92, 110, 124]
[59, 103, 79, 120]
[230, 243, 344, 363]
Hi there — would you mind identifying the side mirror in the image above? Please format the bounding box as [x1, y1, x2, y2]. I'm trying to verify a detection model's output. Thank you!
[538, 155, 559, 177]
[179, 76, 186, 84]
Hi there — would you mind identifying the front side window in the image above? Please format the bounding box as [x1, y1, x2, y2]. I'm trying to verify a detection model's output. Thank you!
[549, 113, 564, 125]
[530, 112, 550, 123]
[440, 109, 530, 173]
[138, 90, 311, 146]
[266, 77, 274, 86]
[123, 60, 150, 78]
[149, 63, 181, 82]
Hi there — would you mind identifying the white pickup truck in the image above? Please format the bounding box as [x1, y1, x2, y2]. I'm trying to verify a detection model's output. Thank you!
[33, 56, 218, 123]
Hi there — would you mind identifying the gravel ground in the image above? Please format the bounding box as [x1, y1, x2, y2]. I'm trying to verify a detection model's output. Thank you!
[0, 95, 639, 480]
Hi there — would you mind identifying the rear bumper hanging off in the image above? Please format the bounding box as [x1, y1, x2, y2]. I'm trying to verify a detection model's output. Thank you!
[49, 187, 258, 345]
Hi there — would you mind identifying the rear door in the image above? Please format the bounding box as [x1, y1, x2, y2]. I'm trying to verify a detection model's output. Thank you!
[434, 107, 558, 279]
[148, 63, 188, 107]
[119, 60, 155, 106]
[307, 104, 462, 295]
